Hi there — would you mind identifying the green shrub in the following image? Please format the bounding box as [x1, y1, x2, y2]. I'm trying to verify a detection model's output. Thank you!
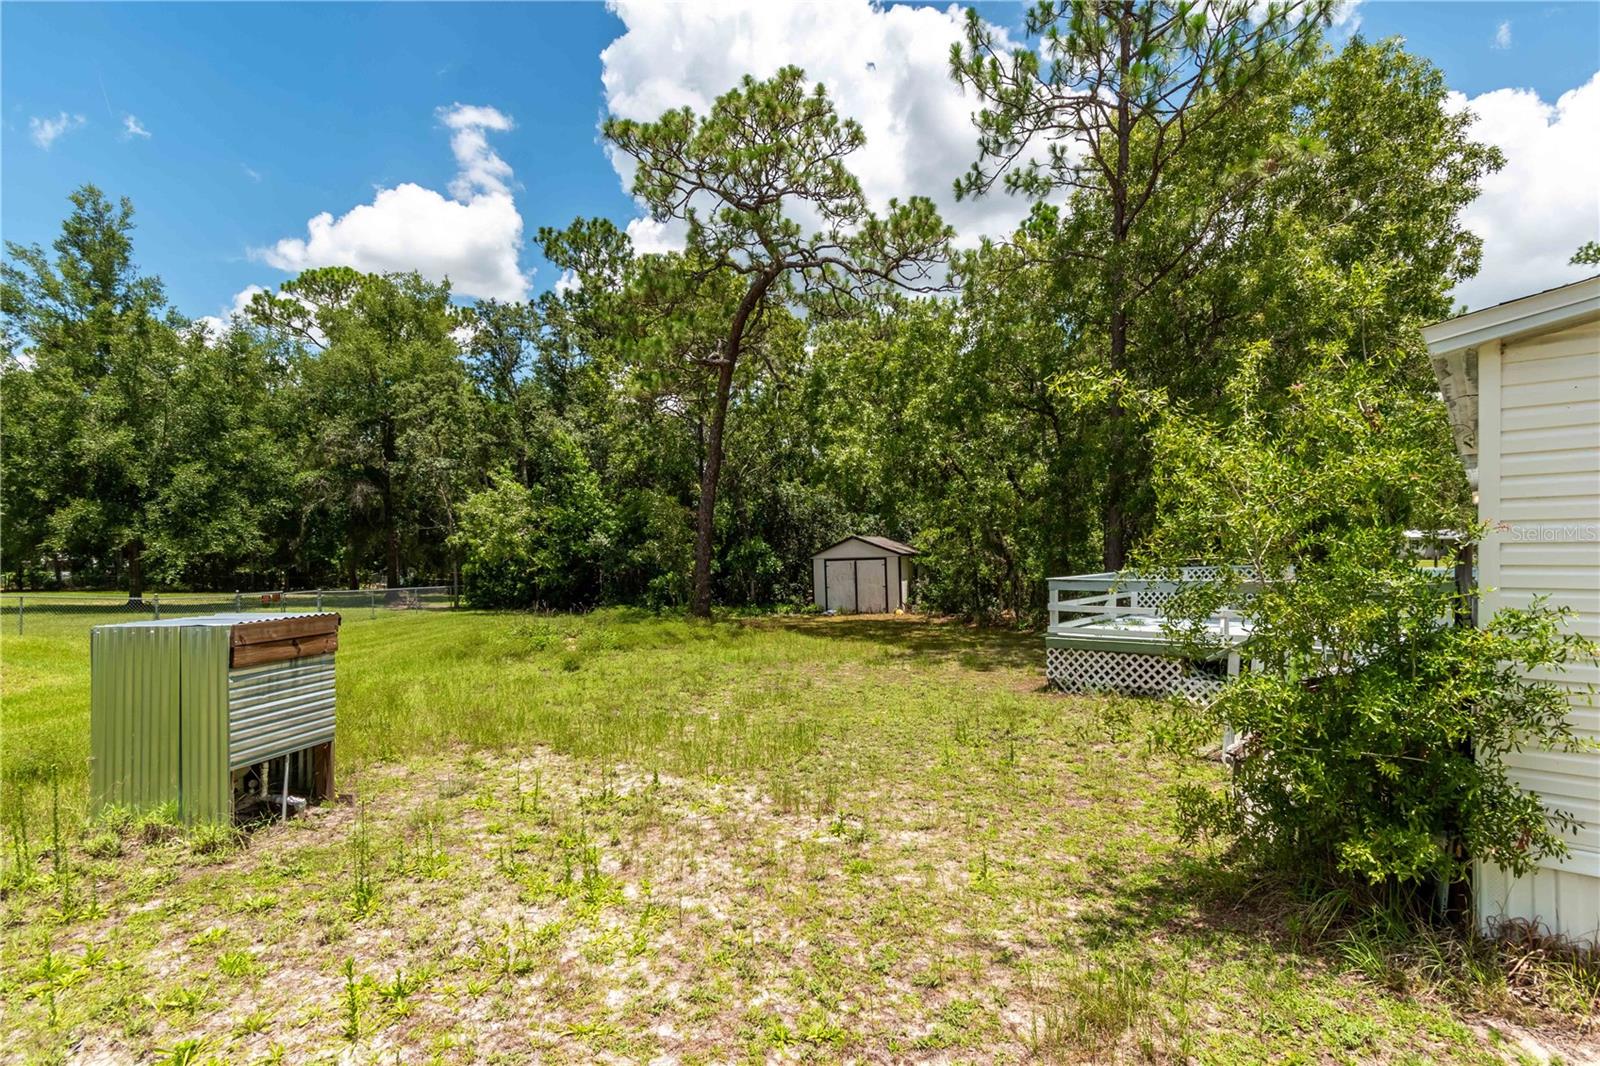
[451, 447, 612, 610]
[1144, 349, 1596, 896]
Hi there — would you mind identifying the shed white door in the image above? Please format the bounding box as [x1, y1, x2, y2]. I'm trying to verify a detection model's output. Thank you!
[825, 558, 888, 613]
[824, 560, 856, 612]
[857, 559, 888, 612]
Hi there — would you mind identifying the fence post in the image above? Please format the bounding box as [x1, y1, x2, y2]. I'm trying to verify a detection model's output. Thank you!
[153, 594, 161, 621]
[369, 589, 376, 620]
[234, 590, 241, 612]
[16, 595, 22, 636]
[316, 589, 323, 611]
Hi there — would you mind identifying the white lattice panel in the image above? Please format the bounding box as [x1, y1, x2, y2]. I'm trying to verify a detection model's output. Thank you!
[1046, 646, 1224, 701]
[1179, 565, 1223, 581]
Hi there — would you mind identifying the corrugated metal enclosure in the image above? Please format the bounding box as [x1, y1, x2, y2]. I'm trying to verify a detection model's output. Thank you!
[90, 613, 341, 823]
[228, 655, 336, 770]
[1424, 275, 1600, 947]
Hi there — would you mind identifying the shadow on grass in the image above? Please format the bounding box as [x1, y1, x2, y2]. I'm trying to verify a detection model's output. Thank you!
[1067, 848, 1600, 1027]
[1071, 850, 1300, 954]
[755, 614, 1044, 672]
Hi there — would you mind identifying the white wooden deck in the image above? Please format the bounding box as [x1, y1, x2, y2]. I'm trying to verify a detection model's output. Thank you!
[1043, 570, 1249, 698]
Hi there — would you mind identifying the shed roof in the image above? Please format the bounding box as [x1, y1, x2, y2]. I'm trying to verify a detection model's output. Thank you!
[815, 535, 918, 557]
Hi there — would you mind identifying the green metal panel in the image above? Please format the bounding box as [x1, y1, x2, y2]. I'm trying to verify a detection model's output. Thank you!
[179, 626, 232, 823]
[90, 625, 182, 813]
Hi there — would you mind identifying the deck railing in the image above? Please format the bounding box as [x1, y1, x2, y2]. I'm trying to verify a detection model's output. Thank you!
[1044, 565, 1463, 702]
[1045, 567, 1252, 634]
[1046, 565, 1460, 635]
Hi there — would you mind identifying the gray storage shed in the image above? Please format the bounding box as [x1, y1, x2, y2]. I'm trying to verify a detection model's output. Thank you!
[812, 536, 917, 614]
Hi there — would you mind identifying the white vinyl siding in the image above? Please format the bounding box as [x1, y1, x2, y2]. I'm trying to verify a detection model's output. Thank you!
[1477, 317, 1600, 943]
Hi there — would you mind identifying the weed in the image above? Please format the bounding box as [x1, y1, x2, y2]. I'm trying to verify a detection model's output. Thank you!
[48, 772, 77, 917]
[28, 945, 81, 1025]
[4, 798, 39, 892]
[215, 949, 260, 979]
[82, 830, 122, 860]
[239, 892, 278, 915]
[136, 804, 182, 845]
[913, 998, 987, 1049]
[912, 955, 950, 989]
[377, 965, 431, 1016]
[155, 982, 212, 1017]
[186, 822, 242, 858]
[796, 1005, 848, 1047]
[347, 818, 379, 918]
[340, 957, 363, 1041]
[188, 926, 229, 948]
[828, 810, 870, 845]
[970, 846, 994, 888]
[741, 1008, 794, 1053]
[153, 1037, 211, 1065]
[1042, 957, 1157, 1055]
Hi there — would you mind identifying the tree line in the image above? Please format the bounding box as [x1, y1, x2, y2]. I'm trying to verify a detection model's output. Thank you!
[2, 7, 1497, 620]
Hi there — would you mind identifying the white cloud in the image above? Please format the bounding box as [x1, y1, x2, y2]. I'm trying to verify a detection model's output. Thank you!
[29, 112, 85, 150]
[553, 269, 582, 296]
[599, 0, 1032, 251]
[438, 104, 515, 198]
[1331, 0, 1363, 35]
[1492, 21, 1512, 50]
[255, 103, 530, 301]
[241, 164, 262, 182]
[190, 285, 268, 340]
[1448, 72, 1600, 310]
[624, 216, 688, 256]
[122, 114, 151, 139]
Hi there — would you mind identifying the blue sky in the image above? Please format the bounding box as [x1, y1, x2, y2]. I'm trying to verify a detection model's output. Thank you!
[4, 1, 1597, 321]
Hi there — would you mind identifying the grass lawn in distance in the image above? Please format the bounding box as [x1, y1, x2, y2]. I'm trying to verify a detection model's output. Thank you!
[2, 609, 1595, 1061]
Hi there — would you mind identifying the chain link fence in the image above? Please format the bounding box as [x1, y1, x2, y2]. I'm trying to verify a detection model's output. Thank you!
[2, 585, 457, 638]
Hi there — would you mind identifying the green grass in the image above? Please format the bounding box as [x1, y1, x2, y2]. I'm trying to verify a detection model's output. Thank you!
[2, 608, 1594, 1061]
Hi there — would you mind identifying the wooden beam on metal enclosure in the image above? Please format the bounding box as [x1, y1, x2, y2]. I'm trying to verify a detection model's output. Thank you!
[311, 741, 335, 804]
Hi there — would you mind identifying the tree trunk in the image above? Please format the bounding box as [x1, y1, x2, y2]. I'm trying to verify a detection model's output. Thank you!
[1101, 4, 1135, 574]
[380, 422, 401, 589]
[124, 539, 145, 602]
[689, 272, 775, 619]
[385, 520, 401, 590]
[1102, 461, 1128, 571]
[690, 357, 737, 618]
